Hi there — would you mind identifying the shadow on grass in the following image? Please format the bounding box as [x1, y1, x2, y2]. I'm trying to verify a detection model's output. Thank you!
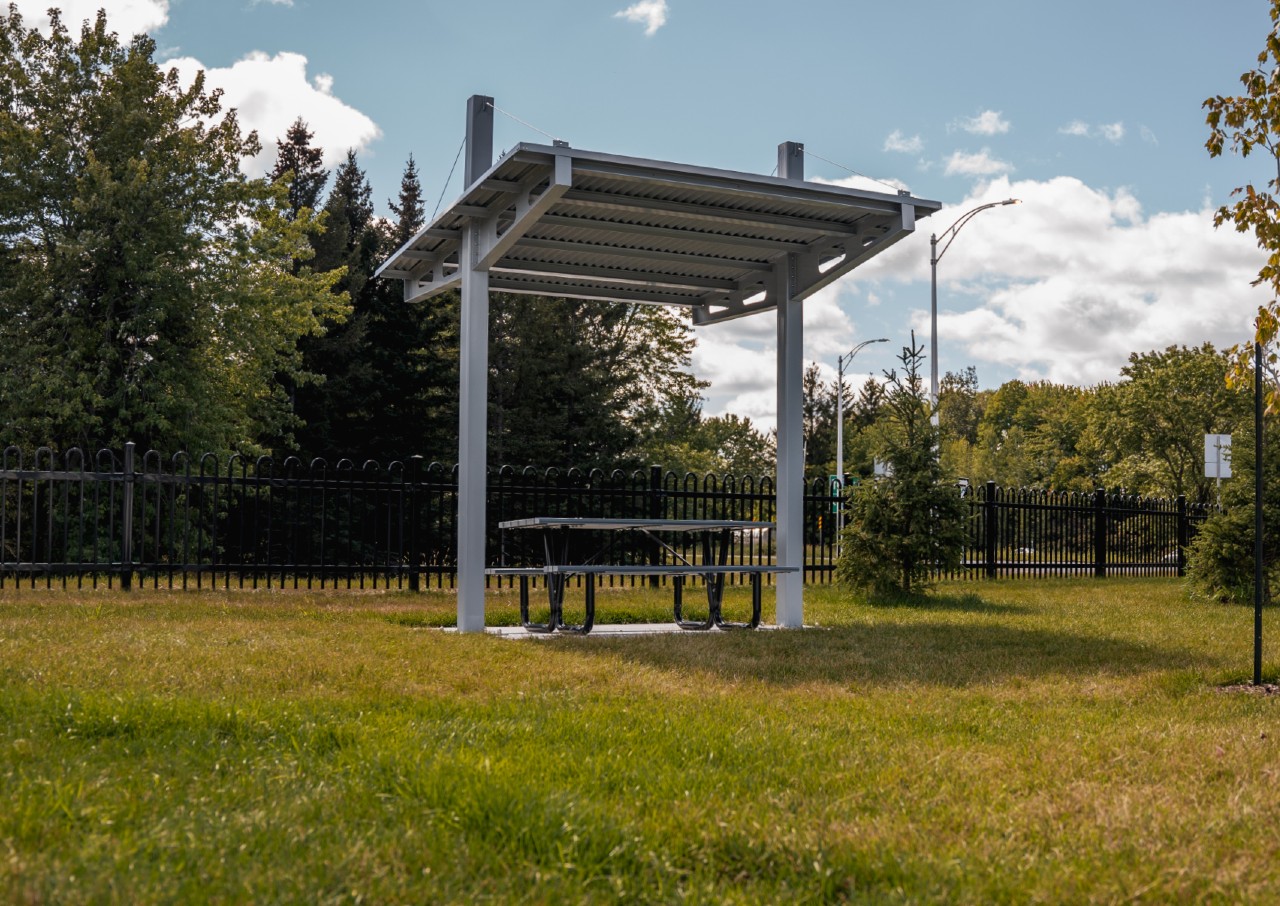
[573, 620, 1203, 689]
[859, 590, 1031, 615]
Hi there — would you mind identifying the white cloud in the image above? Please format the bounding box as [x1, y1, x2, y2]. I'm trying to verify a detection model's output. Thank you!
[1059, 120, 1126, 144]
[614, 0, 668, 36]
[884, 130, 923, 154]
[692, 174, 1269, 424]
[253, 0, 294, 5]
[162, 52, 382, 177]
[1099, 122, 1125, 143]
[859, 176, 1266, 386]
[1140, 125, 1159, 145]
[944, 149, 1013, 177]
[956, 110, 1010, 136]
[12, 0, 169, 35]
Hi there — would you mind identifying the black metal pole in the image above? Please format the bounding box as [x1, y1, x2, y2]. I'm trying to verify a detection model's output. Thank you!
[1256, 339, 1264, 686]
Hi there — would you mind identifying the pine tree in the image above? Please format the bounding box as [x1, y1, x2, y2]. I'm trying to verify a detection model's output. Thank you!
[836, 334, 967, 597]
[293, 150, 379, 457]
[292, 152, 461, 462]
[389, 153, 426, 247]
[269, 118, 328, 218]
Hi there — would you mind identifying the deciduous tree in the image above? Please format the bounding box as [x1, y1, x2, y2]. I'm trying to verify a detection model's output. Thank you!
[0, 6, 345, 454]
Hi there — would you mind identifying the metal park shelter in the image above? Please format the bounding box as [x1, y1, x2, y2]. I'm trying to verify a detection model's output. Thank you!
[377, 95, 941, 631]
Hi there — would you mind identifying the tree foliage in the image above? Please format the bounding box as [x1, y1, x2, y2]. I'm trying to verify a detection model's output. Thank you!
[836, 335, 966, 597]
[0, 5, 345, 454]
[1204, 0, 1280, 402]
[1186, 412, 1280, 603]
[488, 297, 702, 470]
[635, 391, 774, 477]
[269, 116, 328, 220]
[1094, 344, 1248, 502]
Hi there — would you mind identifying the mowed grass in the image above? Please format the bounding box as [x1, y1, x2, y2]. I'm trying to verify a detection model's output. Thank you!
[2, 579, 1279, 904]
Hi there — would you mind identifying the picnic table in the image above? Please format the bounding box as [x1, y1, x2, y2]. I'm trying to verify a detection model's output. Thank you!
[486, 517, 796, 634]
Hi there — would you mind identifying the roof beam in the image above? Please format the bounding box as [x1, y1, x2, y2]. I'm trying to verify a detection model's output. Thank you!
[558, 189, 862, 236]
[691, 293, 779, 325]
[488, 276, 701, 306]
[791, 205, 917, 303]
[477, 156, 572, 271]
[514, 236, 773, 272]
[573, 159, 904, 215]
[492, 258, 740, 291]
[536, 213, 808, 252]
[401, 271, 463, 305]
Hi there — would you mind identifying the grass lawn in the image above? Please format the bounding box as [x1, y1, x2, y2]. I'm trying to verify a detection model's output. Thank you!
[2, 578, 1278, 903]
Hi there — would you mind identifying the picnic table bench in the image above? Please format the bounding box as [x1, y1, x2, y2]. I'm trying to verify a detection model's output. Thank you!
[487, 517, 796, 634]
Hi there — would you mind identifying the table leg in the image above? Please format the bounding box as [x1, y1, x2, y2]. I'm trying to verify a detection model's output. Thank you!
[674, 575, 713, 630]
[555, 573, 594, 634]
[519, 574, 555, 633]
[714, 571, 762, 630]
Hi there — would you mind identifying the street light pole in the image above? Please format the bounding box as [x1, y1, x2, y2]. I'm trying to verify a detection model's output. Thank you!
[836, 337, 889, 533]
[929, 198, 1021, 413]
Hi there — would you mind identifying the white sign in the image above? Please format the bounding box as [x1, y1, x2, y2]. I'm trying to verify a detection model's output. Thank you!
[1205, 434, 1232, 480]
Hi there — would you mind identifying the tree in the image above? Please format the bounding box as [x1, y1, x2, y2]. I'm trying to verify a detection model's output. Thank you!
[269, 117, 328, 220]
[636, 390, 775, 477]
[0, 6, 345, 454]
[836, 335, 967, 597]
[967, 380, 1099, 491]
[1187, 411, 1280, 603]
[801, 362, 837, 477]
[488, 297, 702, 469]
[937, 366, 984, 445]
[388, 153, 425, 247]
[292, 149, 378, 457]
[1204, 0, 1280, 400]
[1093, 344, 1249, 501]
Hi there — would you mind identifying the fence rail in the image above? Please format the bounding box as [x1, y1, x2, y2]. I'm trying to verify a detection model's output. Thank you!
[0, 445, 1213, 590]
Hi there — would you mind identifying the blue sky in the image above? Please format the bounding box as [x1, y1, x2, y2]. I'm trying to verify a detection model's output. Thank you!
[14, 0, 1279, 428]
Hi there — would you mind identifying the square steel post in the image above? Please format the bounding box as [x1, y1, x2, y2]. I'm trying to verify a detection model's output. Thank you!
[456, 95, 493, 632]
[775, 141, 805, 628]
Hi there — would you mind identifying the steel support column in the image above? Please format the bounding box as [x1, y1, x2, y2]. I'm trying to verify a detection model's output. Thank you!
[456, 95, 494, 632]
[775, 141, 805, 628]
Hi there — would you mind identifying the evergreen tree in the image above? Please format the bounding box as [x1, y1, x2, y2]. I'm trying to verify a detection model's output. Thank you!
[269, 117, 328, 218]
[489, 295, 640, 469]
[801, 363, 837, 476]
[389, 153, 425, 247]
[836, 335, 966, 597]
[1187, 410, 1280, 603]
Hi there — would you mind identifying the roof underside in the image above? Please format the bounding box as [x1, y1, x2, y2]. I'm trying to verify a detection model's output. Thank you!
[376, 143, 940, 325]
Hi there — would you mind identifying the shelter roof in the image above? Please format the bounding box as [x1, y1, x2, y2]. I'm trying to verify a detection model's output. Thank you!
[376, 142, 940, 325]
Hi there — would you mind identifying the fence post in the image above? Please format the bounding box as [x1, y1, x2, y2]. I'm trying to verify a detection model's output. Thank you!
[120, 442, 135, 590]
[1176, 494, 1188, 578]
[984, 481, 998, 579]
[407, 456, 422, 592]
[1093, 488, 1107, 578]
[648, 465, 663, 588]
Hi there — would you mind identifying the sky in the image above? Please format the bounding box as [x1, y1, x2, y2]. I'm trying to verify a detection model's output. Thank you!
[12, 0, 1280, 431]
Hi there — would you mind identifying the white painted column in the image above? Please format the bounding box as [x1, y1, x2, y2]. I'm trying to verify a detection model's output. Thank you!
[456, 95, 494, 632]
[775, 141, 805, 628]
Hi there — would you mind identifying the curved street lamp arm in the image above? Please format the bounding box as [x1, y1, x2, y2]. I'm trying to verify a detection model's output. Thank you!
[932, 198, 1020, 264]
[838, 337, 890, 375]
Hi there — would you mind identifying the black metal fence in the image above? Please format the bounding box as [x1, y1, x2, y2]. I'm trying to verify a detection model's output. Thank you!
[0, 445, 1212, 590]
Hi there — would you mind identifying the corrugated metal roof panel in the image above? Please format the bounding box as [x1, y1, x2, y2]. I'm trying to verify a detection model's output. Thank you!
[377, 141, 939, 320]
